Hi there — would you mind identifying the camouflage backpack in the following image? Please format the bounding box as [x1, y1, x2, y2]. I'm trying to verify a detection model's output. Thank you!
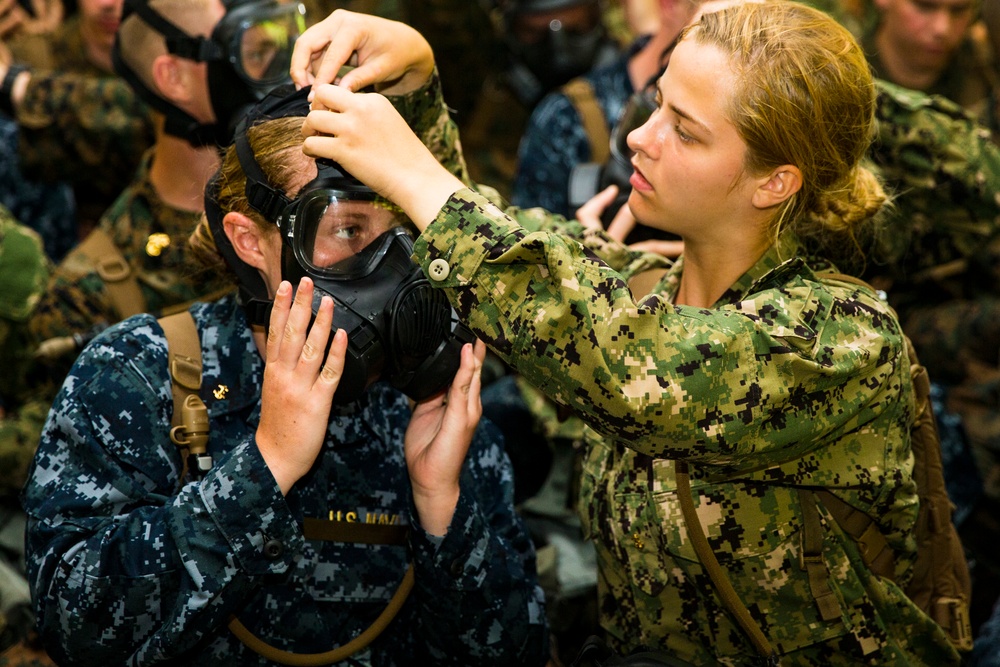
[674, 273, 974, 660]
[808, 275, 972, 651]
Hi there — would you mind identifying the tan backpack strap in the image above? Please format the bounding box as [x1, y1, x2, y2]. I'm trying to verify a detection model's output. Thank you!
[798, 490, 850, 621]
[675, 461, 776, 661]
[75, 228, 147, 319]
[813, 489, 895, 580]
[562, 78, 611, 165]
[160, 311, 211, 482]
[228, 564, 414, 666]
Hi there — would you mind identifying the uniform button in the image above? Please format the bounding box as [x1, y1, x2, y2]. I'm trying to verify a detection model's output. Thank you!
[449, 559, 465, 578]
[263, 538, 284, 560]
[428, 258, 450, 281]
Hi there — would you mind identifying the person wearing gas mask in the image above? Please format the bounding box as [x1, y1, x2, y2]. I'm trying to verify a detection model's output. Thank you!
[512, 0, 697, 224]
[21, 83, 549, 666]
[8, 2, 310, 607]
[461, 0, 619, 201]
[28, 0, 312, 386]
[16, 0, 314, 526]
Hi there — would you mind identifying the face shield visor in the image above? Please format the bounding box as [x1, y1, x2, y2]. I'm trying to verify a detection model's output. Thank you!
[283, 186, 405, 280]
[608, 84, 657, 178]
[213, 0, 307, 91]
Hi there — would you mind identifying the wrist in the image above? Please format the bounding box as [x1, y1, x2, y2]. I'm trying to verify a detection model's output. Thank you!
[398, 166, 464, 233]
[0, 64, 29, 117]
[411, 485, 460, 536]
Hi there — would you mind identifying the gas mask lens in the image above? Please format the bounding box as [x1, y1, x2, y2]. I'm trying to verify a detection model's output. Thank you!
[610, 87, 657, 168]
[294, 192, 406, 277]
[224, 0, 307, 86]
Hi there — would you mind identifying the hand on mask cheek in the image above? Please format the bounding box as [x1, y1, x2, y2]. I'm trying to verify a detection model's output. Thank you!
[256, 277, 348, 495]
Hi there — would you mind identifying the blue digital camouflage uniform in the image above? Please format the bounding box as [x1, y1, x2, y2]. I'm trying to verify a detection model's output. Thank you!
[406, 186, 960, 665]
[22, 295, 549, 666]
[0, 115, 75, 262]
[512, 41, 636, 217]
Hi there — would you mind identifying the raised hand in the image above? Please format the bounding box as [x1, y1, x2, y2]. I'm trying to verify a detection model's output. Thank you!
[255, 278, 348, 495]
[302, 83, 463, 230]
[404, 339, 487, 536]
[289, 9, 434, 96]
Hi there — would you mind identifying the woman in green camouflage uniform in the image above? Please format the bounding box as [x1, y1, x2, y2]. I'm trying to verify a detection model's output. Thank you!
[296, 3, 961, 664]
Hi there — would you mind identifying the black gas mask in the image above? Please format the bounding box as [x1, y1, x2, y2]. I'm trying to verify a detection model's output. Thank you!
[112, 0, 308, 147]
[501, 0, 617, 106]
[205, 85, 475, 404]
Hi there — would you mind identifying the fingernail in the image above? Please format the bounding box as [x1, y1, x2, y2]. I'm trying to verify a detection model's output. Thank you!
[277, 281, 291, 295]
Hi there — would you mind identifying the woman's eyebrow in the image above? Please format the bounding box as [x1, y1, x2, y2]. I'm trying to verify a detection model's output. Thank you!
[669, 103, 712, 135]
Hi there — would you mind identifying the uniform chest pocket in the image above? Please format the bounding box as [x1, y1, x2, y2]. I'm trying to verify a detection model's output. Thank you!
[298, 541, 410, 603]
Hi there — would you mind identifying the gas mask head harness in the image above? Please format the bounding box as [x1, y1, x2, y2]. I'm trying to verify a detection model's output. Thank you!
[112, 0, 307, 147]
[205, 85, 475, 404]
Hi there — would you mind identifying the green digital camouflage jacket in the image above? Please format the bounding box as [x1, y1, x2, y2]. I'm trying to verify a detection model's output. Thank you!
[867, 79, 1000, 295]
[0, 209, 51, 500]
[407, 185, 961, 665]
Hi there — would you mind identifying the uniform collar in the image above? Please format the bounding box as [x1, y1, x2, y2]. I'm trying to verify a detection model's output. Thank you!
[665, 233, 820, 308]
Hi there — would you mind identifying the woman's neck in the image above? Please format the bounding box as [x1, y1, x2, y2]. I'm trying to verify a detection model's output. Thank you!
[674, 235, 770, 308]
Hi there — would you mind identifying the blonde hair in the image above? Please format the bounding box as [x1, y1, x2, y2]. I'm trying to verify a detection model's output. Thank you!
[188, 116, 306, 277]
[686, 1, 887, 266]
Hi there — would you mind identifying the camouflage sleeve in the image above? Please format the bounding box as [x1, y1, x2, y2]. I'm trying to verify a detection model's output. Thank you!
[15, 71, 155, 190]
[407, 418, 549, 665]
[869, 80, 1000, 274]
[412, 189, 908, 471]
[387, 68, 471, 187]
[471, 183, 668, 278]
[22, 316, 303, 663]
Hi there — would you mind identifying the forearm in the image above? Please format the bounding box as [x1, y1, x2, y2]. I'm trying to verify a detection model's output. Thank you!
[27, 413, 298, 663]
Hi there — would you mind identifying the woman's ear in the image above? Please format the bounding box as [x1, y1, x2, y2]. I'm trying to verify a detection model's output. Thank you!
[223, 211, 268, 270]
[752, 165, 802, 210]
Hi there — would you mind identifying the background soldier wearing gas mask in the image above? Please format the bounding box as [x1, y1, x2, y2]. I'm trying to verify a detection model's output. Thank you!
[28, 0, 312, 383]
[22, 83, 549, 666]
[460, 0, 620, 201]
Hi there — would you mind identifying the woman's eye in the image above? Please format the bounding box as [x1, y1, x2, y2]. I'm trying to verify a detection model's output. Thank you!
[333, 226, 359, 240]
[675, 124, 694, 144]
